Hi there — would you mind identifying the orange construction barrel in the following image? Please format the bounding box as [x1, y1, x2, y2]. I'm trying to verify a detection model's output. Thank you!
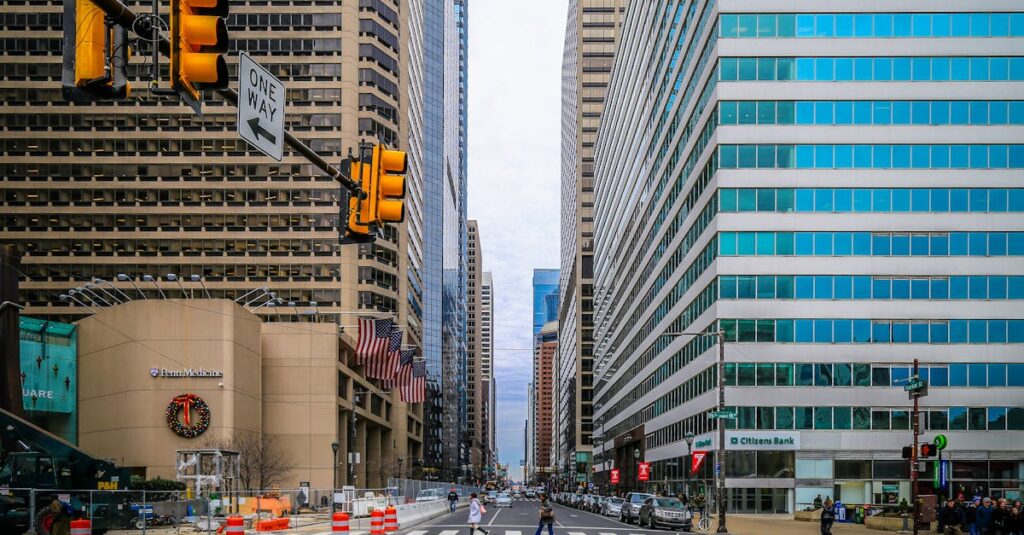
[70, 519, 91, 535]
[332, 511, 350, 532]
[384, 505, 399, 532]
[225, 515, 244, 535]
[370, 508, 385, 535]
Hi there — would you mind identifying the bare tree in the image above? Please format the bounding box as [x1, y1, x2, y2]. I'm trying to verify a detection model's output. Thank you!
[203, 432, 290, 491]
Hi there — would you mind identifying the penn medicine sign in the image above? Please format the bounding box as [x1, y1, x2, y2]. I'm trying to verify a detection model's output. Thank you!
[150, 368, 224, 378]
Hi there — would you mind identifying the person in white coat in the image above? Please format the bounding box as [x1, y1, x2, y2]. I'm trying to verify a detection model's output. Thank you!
[468, 493, 489, 535]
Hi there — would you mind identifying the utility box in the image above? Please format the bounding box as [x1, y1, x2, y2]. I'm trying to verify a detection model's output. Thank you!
[918, 495, 938, 523]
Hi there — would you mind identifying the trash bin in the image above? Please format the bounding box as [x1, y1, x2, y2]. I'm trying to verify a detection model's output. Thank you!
[854, 506, 864, 524]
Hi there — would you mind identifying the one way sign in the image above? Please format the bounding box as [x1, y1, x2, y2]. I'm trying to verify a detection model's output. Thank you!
[238, 52, 285, 161]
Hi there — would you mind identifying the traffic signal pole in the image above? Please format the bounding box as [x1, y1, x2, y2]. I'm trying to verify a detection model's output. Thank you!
[75, 0, 363, 197]
[911, 358, 919, 535]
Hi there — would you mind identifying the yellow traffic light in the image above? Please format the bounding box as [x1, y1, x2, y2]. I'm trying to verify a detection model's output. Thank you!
[373, 146, 407, 224]
[347, 160, 373, 237]
[61, 0, 130, 101]
[171, 0, 229, 102]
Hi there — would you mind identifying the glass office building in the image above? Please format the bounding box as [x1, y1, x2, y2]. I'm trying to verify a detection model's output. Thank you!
[592, 2, 1024, 513]
[533, 269, 561, 335]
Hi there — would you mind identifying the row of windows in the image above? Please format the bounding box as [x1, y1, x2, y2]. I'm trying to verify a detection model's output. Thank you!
[719, 56, 1024, 82]
[718, 275, 1024, 301]
[719, 188, 1024, 214]
[718, 231, 1024, 257]
[723, 362, 1024, 388]
[719, 318, 1024, 344]
[720, 12, 1024, 39]
[721, 406, 1024, 432]
[719, 100, 1024, 127]
[719, 144, 1024, 170]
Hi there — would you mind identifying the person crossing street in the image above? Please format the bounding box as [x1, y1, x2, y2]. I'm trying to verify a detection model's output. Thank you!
[534, 493, 554, 535]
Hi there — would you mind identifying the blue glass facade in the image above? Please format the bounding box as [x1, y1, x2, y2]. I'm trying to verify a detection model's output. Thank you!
[532, 269, 560, 335]
[594, 1, 1024, 508]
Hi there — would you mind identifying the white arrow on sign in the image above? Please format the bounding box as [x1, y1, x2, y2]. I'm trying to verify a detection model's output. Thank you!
[237, 52, 285, 161]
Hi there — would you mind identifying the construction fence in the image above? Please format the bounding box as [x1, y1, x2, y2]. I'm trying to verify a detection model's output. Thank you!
[11, 479, 474, 533]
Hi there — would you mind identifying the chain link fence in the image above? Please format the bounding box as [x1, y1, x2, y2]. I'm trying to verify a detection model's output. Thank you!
[387, 478, 478, 505]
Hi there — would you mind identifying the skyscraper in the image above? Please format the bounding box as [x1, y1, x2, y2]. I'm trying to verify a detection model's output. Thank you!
[593, 2, 1024, 511]
[557, 0, 625, 487]
[407, 0, 469, 480]
[532, 269, 560, 334]
[466, 220, 485, 478]
[533, 320, 558, 480]
[481, 271, 496, 472]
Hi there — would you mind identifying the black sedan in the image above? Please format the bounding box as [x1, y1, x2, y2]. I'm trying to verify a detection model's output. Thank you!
[638, 496, 693, 531]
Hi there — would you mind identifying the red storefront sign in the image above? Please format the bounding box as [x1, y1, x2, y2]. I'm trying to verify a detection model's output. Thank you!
[691, 451, 707, 475]
[610, 468, 620, 484]
[637, 462, 651, 481]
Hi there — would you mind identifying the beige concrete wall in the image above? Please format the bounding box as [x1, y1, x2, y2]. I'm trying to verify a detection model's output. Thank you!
[77, 299, 262, 479]
[261, 322, 340, 489]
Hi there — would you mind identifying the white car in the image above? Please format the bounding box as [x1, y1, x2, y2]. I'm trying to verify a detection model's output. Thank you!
[494, 492, 513, 507]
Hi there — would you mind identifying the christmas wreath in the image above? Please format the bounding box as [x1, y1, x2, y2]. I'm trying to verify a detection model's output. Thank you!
[166, 393, 211, 438]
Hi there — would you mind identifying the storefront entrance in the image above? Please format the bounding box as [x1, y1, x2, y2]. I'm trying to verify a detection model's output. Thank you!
[727, 487, 790, 514]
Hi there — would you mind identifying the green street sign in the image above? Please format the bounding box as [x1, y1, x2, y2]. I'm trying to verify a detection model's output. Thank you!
[904, 378, 927, 391]
[709, 410, 737, 419]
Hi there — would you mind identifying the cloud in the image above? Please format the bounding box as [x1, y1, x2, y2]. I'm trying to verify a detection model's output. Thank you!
[467, 0, 568, 467]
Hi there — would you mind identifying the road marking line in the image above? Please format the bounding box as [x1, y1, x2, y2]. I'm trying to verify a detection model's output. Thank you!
[487, 509, 502, 526]
[599, 532, 617, 535]
[568, 531, 586, 535]
[439, 530, 460, 535]
[505, 531, 522, 535]
[405, 531, 427, 535]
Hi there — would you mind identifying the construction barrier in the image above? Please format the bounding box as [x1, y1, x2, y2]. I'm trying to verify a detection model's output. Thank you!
[255, 517, 291, 531]
[333, 511, 351, 532]
[384, 505, 399, 532]
[226, 515, 245, 534]
[70, 519, 91, 535]
[370, 508, 385, 535]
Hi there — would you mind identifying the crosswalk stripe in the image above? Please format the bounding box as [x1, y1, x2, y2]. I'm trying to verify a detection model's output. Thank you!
[568, 531, 586, 535]
[599, 532, 617, 535]
[406, 531, 427, 535]
[505, 530, 522, 535]
[439, 530, 460, 535]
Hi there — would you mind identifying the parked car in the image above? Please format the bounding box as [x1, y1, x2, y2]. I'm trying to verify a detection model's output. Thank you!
[619, 492, 653, 524]
[586, 496, 602, 513]
[495, 492, 513, 508]
[602, 496, 624, 517]
[638, 496, 692, 531]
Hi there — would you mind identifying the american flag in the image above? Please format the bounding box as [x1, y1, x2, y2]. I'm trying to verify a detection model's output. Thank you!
[356, 318, 393, 364]
[400, 360, 427, 403]
[380, 349, 415, 389]
[367, 329, 403, 380]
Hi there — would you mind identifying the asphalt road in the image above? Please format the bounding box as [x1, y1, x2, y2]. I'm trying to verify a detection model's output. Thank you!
[397, 499, 675, 535]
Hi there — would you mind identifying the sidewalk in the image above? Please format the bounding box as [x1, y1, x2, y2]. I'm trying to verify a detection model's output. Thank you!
[706, 514, 887, 534]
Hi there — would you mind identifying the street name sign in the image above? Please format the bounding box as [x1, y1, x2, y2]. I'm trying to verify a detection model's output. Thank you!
[709, 410, 737, 419]
[238, 52, 285, 161]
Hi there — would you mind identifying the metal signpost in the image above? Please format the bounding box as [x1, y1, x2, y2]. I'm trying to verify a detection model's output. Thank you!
[237, 52, 285, 161]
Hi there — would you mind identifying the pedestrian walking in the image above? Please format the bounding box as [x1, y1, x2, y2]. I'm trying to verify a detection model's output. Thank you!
[977, 498, 996, 535]
[820, 498, 836, 535]
[992, 499, 1010, 535]
[1006, 506, 1022, 535]
[534, 493, 554, 535]
[966, 500, 980, 535]
[939, 498, 966, 535]
[467, 493, 489, 535]
[448, 488, 460, 513]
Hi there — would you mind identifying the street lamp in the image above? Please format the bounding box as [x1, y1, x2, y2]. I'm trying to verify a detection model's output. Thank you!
[684, 431, 695, 498]
[633, 447, 640, 492]
[331, 441, 340, 496]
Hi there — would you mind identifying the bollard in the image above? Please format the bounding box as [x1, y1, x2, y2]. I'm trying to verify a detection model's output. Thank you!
[332, 511, 350, 533]
[70, 519, 91, 535]
[225, 515, 244, 535]
[370, 508, 385, 535]
[384, 506, 398, 532]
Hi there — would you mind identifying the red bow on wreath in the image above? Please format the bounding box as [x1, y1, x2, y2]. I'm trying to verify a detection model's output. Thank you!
[172, 394, 198, 426]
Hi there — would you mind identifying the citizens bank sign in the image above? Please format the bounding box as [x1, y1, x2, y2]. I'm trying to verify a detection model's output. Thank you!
[688, 432, 801, 451]
[150, 368, 224, 378]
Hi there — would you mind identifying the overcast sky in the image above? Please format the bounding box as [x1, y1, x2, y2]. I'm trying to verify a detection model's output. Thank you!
[467, 0, 568, 471]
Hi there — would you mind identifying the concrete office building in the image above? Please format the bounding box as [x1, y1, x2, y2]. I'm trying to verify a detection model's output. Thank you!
[73, 298, 420, 488]
[466, 220, 486, 479]
[557, 0, 625, 487]
[593, 2, 1024, 513]
[481, 272, 496, 470]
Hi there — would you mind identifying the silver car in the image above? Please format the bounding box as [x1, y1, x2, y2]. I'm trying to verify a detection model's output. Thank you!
[494, 492, 513, 507]
[602, 496, 624, 517]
